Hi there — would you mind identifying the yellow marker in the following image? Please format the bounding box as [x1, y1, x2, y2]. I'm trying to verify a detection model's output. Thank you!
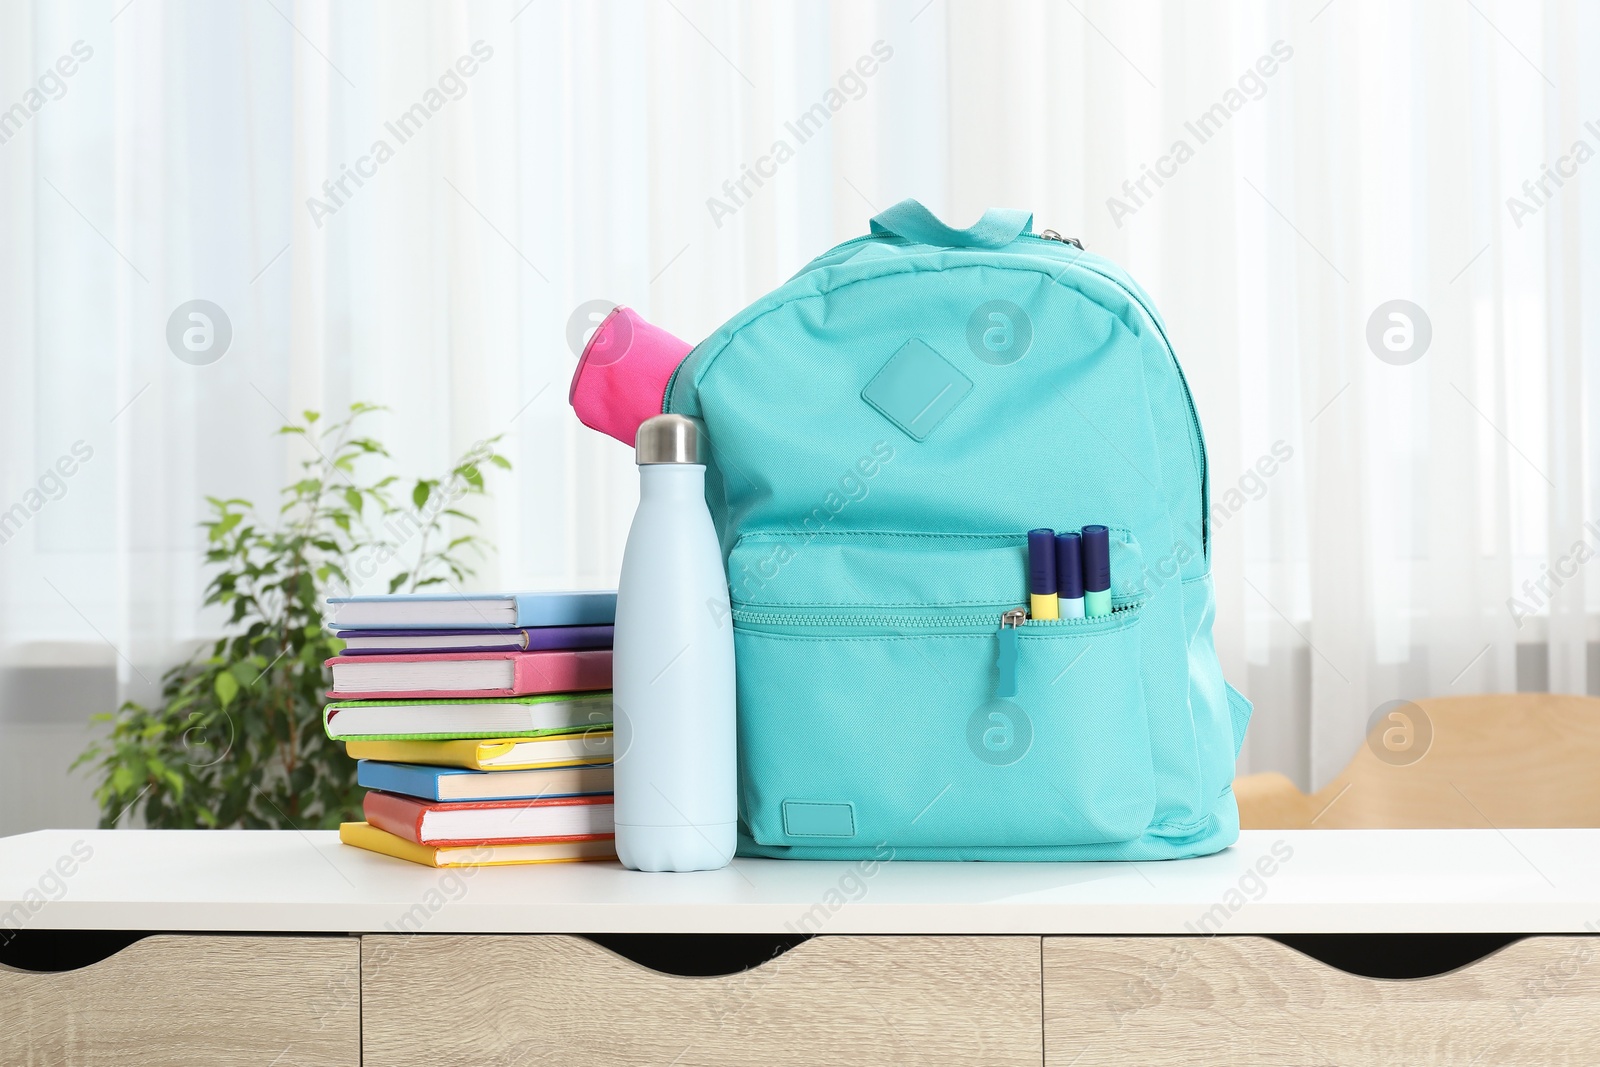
[1027, 529, 1059, 620]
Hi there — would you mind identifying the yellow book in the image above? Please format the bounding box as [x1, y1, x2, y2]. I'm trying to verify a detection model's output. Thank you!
[339, 822, 616, 868]
[344, 732, 613, 771]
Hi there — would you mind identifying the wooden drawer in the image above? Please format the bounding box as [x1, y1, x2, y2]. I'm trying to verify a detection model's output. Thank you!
[0, 933, 360, 1066]
[1044, 935, 1600, 1065]
[0, 927, 356, 1062]
[361, 934, 1042, 1066]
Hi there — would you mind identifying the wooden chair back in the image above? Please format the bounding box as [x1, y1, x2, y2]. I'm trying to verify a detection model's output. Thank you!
[1235, 693, 1600, 829]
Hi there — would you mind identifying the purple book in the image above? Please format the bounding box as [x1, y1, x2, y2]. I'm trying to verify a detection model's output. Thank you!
[334, 625, 613, 655]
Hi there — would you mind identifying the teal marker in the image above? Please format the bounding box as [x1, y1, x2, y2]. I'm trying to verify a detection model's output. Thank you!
[1082, 525, 1111, 617]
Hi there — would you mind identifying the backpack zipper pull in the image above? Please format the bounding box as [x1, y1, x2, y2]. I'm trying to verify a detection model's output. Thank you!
[1038, 229, 1085, 250]
[996, 609, 1026, 699]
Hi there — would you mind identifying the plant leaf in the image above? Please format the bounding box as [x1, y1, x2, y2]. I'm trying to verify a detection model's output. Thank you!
[215, 671, 240, 709]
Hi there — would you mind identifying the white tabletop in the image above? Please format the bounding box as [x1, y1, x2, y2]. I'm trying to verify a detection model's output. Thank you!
[2, 828, 1597, 935]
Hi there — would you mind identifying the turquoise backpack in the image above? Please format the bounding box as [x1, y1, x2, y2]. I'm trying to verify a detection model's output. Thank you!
[667, 199, 1251, 861]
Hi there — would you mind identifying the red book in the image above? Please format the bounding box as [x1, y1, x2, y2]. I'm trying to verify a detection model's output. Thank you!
[362, 790, 615, 847]
[325, 649, 612, 700]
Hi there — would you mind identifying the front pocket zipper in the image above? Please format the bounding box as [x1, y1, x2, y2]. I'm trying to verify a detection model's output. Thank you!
[997, 609, 1025, 698]
[733, 599, 1146, 704]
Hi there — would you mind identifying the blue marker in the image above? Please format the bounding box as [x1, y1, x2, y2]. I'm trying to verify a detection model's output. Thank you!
[1055, 531, 1085, 619]
[1027, 528, 1058, 619]
[1082, 525, 1111, 617]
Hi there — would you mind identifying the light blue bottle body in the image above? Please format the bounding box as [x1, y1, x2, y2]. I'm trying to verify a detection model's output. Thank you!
[612, 460, 737, 872]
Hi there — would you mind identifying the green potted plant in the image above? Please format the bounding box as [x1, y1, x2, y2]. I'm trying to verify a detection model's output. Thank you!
[74, 404, 511, 829]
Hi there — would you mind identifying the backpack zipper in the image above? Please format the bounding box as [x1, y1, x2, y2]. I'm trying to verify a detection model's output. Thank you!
[1036, 229, 1084, 249]
[783, 228, 1085, 265]
[996, 608, 1027, 697]
[730, 603, 1139, 631]
[733, 602, 1139, 703]
[659, 230, 1091, 408]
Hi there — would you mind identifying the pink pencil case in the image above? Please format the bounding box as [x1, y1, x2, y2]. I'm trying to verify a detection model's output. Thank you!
[568, 306, 692, 446]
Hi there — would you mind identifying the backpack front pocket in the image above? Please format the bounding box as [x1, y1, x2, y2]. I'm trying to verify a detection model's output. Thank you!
[729, 532, 1156, 849]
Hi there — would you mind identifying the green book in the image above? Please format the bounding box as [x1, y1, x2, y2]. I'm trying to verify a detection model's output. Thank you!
[323, 693, 612, 742]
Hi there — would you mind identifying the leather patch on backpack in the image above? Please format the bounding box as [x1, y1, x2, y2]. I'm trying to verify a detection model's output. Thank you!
[861, 339, 972, 441]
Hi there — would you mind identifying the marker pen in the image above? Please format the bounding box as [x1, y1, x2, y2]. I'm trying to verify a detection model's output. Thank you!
[1082, 524, 1111, 617]
[1055, 531, 1085, 619]
[1027, 528, 1059, 620]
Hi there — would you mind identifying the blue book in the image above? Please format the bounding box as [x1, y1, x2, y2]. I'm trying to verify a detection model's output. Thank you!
[326, 590, 616, 631]
[357, 759, 614, 802]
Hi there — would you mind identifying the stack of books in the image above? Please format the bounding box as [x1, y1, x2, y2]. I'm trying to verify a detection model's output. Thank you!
[322, 590, 619, 868]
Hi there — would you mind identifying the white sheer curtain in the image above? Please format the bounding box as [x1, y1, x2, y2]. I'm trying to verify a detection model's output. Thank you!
[1, 0, 1596, 827]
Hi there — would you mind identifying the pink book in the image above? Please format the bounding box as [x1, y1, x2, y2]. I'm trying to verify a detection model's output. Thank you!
[325, 649, 612, 700]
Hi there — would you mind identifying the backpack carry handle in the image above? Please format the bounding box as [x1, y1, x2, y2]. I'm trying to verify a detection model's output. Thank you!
[868, 199, 1033, 249]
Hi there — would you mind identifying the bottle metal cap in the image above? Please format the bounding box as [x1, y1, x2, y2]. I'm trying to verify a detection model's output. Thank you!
[635, 414, 705, 465]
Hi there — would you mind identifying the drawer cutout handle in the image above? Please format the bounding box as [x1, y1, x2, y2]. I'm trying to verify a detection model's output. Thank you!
[1270, 933, 1527, 980]
[582, 934, 813, 977]
[0, 930, 151, 974]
